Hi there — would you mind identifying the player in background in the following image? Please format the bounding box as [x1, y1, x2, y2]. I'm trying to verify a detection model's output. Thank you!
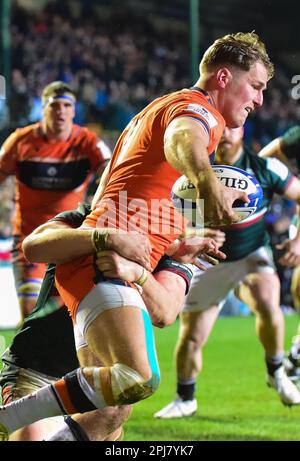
[0, 32, 273, 436]
[259, 125, 300, 382]
[154, 126, 300, 419]
[0, 81, 111, 320]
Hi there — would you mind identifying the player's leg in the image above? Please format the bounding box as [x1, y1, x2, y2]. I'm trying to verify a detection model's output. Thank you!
[0, 283, 159, 437]
[154, 307, 218, 419]
[12, 239, 46, 319]
[238, 273, 283, 357]
[44, 343, 132, 442]
[237, 272, 300, 405]
[176, 309, 219, 383]
[82, 307, 159, 404]
[0, 361, 65, 441]
[0, 343, 131, 442]
[285, 266, 300, 381]
[46, 408, 131, 442]
[154, 256, 247, 419]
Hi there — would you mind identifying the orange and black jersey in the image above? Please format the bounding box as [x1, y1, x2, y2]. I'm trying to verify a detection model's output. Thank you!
[0, 122, 107, 238]
[55, 88, 225, 316]
[85, 87, 225, 267]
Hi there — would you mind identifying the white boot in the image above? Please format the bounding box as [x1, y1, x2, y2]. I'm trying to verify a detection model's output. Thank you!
[154, 397, 197, 419]
[267, 366, 300, 406]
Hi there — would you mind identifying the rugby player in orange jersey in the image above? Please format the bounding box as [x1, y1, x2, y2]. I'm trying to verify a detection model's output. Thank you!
[0, 81, 111, 319]
[1, 204, 223, 441]
[0, 33, 274, 437]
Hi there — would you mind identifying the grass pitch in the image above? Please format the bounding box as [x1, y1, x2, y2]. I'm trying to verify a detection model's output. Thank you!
[1, 315, 300, 441]
[125, 315, 300, 441]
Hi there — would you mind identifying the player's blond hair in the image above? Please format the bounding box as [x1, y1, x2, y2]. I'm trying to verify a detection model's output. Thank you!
[200, 32, 274, 79]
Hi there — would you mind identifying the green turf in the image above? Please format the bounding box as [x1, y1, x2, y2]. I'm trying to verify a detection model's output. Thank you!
[1, 316, 300, 441]
[124, 315, 300, 441]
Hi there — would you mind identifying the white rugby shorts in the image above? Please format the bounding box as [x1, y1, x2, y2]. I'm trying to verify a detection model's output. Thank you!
[183, 246, 275, 313]
[75, 281, 148, 348]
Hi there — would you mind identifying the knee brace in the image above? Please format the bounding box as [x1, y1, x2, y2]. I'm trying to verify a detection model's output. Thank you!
[108, 363, 160, 405]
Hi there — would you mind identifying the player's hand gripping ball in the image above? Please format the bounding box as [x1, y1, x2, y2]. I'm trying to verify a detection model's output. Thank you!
[171, 165, 263, 226]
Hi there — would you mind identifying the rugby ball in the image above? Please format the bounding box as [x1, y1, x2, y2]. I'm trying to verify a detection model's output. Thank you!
[171, 165, 263, 225]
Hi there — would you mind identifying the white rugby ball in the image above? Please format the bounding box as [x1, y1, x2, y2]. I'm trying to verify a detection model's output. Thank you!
[171, 165, 263, 225]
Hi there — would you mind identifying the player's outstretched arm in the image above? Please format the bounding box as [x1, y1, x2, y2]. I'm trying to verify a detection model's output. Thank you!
[22, 221, 97, 264]
[259, 126, 300, 166]
[167, 236, 226, 268]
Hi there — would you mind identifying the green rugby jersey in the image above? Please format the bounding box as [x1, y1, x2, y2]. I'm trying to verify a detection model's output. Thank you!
[218, 146, 294, 262]
[1, 204, 91, 377]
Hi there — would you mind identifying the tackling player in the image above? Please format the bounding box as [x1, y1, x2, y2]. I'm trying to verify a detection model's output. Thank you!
[1, 204, 221, 441]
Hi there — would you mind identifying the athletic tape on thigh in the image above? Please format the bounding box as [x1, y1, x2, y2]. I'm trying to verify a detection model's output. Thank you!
[141, 310, 160, 390]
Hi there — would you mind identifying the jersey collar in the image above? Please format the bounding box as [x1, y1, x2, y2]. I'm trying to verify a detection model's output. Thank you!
[189, 86, 215, 107]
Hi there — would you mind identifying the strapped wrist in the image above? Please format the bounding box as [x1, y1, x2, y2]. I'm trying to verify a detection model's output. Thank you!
[135, 267, 148, 287]
[91, 228, 109, 252]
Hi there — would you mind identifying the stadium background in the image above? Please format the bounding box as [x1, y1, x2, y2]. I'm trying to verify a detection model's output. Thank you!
[0, 0, 300, 441]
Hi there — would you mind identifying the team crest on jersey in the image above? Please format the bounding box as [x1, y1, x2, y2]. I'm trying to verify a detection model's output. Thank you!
[47, 167, 57, 176]
[185, 104, 217, 128]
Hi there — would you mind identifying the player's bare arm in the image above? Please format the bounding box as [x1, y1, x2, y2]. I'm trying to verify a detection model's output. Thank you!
[22, 220, 152, 269]
[96, 234, 226, 327]
[258, 137, 290, 165]
[180, 227, 226, 248]
[22, 221, 97, 264]
[167, 236, 226, 269]
[164, 116, 249, 226]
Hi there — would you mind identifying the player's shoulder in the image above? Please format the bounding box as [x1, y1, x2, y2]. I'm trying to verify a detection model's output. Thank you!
[165, 88, 224, 131]
[73, 124, 97, 142]
[181, 88, 224, 125]
[7, 122, 39, 144]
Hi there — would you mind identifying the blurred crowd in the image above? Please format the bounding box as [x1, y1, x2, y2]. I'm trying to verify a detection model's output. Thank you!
[0, 1, 299, 307]
[4, 2, 190, 132]
[2, 2, 298, 140]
